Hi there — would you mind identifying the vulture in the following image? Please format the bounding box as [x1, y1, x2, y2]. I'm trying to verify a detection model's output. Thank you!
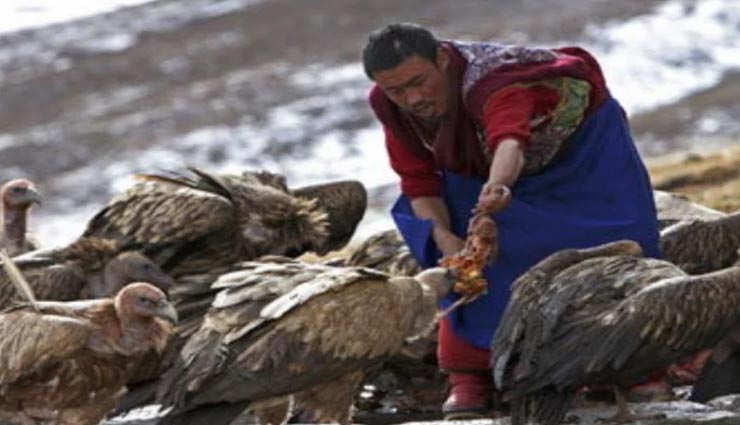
[154, 262, 457, 425]
[81, 168, 367, 276]
[0, 238, 174, 309]
[492, 239, 740, 425]
[660, 210, 740, 274]
[0, 179, 42, 256]
[0, 282, 177, 425]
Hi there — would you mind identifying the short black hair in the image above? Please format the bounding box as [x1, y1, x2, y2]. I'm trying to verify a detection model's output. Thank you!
[362, 23, 439, 80]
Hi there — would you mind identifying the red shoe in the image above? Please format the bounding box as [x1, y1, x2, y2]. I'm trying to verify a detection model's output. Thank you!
[442, 372, 493, 420]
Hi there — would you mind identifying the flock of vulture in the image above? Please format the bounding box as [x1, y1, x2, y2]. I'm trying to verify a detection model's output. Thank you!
[0, 170, 739, 425]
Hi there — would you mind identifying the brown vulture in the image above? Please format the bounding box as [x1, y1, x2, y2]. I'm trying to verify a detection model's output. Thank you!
[80, 168, 366, 277]
[0, 282, 176, 425]
[0, 179, 42, 256]
[660, 210, 740, 274]
[153, 263, 456, 425]
[0, 238, 174, 309]
[492, 239, 740, 425]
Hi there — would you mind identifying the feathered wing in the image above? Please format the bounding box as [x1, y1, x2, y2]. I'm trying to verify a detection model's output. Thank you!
[83, 177, 234, 251]
[157, 266, 413, 420]
[492, 240, 644, 389]
[660, 212, 740, 274]
[344, 229, 420, 276]
[291, 180, 367, 254]
[515, 267, 740, 396]
[0, 260, 86, 309]
[0, 305, 92, 386]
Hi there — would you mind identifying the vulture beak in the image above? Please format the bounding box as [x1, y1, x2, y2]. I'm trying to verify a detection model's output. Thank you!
[155, 301, 179, 324]
[25, 187, 43, 206]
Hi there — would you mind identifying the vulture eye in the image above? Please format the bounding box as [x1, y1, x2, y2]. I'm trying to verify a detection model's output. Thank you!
[138, 296, 152, 305]
[11, 187, 23, 193]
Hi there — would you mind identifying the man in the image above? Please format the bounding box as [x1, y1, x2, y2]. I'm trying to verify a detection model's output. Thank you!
[362, 23, 662, 419]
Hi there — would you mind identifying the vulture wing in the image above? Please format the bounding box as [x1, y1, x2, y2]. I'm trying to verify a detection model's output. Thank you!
[0, 262, 86, 309]
[344, 229, 420, 276]
[291, 180, 367, 254]
[513, 266, 740, 395]
[83, 176, 234, 252]
[660, 212, 740, 274]
[492, 240, 644, 389]
[0, 305, 92, 386]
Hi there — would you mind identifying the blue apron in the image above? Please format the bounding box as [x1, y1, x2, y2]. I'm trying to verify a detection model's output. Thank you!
[391, 98, 660, 349]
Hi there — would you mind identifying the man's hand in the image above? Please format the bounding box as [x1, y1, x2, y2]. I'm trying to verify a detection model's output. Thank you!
[473, 183, 512, 215]
[433, 227, 465, 257]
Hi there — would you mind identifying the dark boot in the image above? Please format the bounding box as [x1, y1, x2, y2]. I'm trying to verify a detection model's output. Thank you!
[442, 371, 493, 420]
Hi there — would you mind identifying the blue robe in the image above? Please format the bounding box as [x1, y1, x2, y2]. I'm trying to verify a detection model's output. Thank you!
[391, 98, 661, 349]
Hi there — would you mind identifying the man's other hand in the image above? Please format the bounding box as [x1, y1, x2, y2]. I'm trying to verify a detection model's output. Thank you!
[434, 227, 465, 257]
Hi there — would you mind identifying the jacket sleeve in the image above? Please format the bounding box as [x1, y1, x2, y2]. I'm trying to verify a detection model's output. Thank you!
[481, 84, 560, 153]
[384, 126, 442, 198]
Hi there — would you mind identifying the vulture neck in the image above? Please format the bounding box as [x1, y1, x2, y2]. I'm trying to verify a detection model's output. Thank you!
[1, 204, 27, 250]
[117, 310, 170, 355]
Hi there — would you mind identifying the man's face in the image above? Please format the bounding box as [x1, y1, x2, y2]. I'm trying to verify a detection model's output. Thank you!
[373, 50, 450, 122]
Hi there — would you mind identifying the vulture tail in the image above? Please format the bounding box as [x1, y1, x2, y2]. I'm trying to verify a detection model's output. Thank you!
[157, 401, 250, 425]
[690, 350, 740, 402]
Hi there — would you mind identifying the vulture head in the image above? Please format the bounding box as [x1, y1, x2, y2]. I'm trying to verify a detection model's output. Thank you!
[95, 252, 175, 299]
[115, 282, 178, 353]
[406, 267, 457, 338]
[1, 179, 42, 256]
[415, 266, 457, 299]
[1, 179, 42, 211]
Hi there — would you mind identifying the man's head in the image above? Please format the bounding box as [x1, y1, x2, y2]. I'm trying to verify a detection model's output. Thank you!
[362, 23, 451, 121]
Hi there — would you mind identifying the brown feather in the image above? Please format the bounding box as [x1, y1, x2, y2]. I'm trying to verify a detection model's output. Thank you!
[291, 180, 367, 254]
[0, 282, 175, 425]
[344, 229, 420, 277]
[0, 239, 173, 309]
[0, 248, 38, 309]
[82, 169, 340, 277]
[660, 211, 740, 274]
